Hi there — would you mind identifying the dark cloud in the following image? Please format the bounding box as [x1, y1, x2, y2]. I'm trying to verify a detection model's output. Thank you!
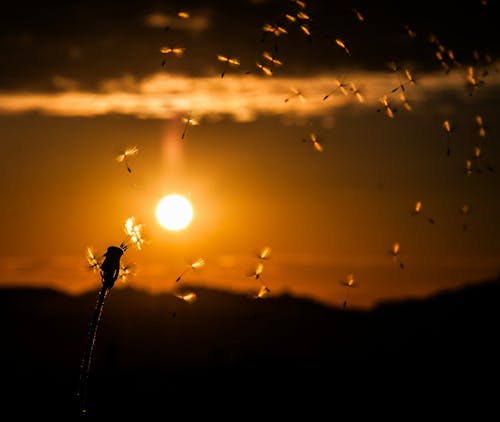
[0, 0, 498, 91]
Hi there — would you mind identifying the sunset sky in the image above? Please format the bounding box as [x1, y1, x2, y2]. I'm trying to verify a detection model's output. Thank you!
[1, 0, 499, 308]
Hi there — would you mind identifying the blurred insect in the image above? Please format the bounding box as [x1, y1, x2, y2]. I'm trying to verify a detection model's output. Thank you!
[285, 14, 297, 23]
[442, 120, 456, 156]
[323, 78, 349, 100]
[256, 246, 272, 260]
[175, 291, 197, 303]
[160, 46, 185, 67]
[176, 258, 205, 282]
[349, 83, 365, 103]
[352, 8, 365, 22]
[399, 93, 412, 111]
[464, 159, 474, 176]
[391, 242, 404, 270]
[410, 201, 435, 224]
[247, 262, 264, 280]
[475, 115, 486, 137]
[377, 96, 395, 118]
[217, 54, 240, 78]
[255, 285, 271, 299]
[284, 88, 305, 103]
[116, 146, 138, 173]
[181, 113, 199, 140]
[177, 11, 189, 19]
[340, 273, 356, 309]
[460, 204, 471, 231]
[300, 24, 312, 41]
[335, 38, 350, 56]
[302, 132, 324, 152]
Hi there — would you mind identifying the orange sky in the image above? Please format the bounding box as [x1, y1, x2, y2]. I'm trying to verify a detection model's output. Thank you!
[1, 0, 499, 309]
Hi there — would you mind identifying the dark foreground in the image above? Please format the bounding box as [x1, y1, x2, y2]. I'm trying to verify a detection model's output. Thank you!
[1, 278, 499, 417]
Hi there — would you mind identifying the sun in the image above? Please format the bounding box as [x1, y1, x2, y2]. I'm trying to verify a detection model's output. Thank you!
[156, 194, 193, 231]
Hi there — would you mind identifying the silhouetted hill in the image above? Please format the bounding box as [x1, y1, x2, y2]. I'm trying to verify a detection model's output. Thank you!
[1, 278, 499, 417]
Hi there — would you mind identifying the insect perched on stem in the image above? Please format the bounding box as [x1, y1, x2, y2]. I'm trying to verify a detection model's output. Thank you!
[78, 217, 145, 415]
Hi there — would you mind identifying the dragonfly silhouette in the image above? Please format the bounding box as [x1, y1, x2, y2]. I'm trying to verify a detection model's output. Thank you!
[176, 258, 205, 282]
[410, 201, 435, 224]
[78, 217, 145, 415]
[116, 146, 138, 173]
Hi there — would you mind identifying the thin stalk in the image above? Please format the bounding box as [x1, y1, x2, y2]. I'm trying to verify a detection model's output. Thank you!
[77, 286, 109, 415]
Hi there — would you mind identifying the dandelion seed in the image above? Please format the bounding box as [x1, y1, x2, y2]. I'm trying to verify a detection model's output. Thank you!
[177, 11, 189, 19]
[442, 120, 455, 156]
[181, 113, 199, 140]
[323, 78, 349, 100]
[123, 216, 145, 251]
[411, 201, 435, 224]
[377, 96, 395, 118]
[404, 24, 417, 38]
[116, 146, 138, 173]
[335, 38, 350, 56]
[391, 242, 404, 269]
[461, 204, 471, 231]
[256, 246, 272, 260]
[256, 62, 273, 76]
[217, 54, 241, 78]
[352, 8, 365, 22]
[175, 291, 197, 303]
[247, 262, 264, 280]
[349, 83, 364, 103]
[284, 88, 305, 103]
[399, 93, 412, 111]
[255, 285, 270, 299]
[475, 115, 486, 137]
[176, 258, 205, 282]
[302, 132, 324, 152]
[340, 273, 356, 309]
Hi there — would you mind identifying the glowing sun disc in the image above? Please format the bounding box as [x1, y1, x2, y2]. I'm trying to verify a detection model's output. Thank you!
[156, 194, 193, 231]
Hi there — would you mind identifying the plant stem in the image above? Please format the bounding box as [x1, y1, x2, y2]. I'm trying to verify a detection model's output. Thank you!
[77, 285, 109, 415]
